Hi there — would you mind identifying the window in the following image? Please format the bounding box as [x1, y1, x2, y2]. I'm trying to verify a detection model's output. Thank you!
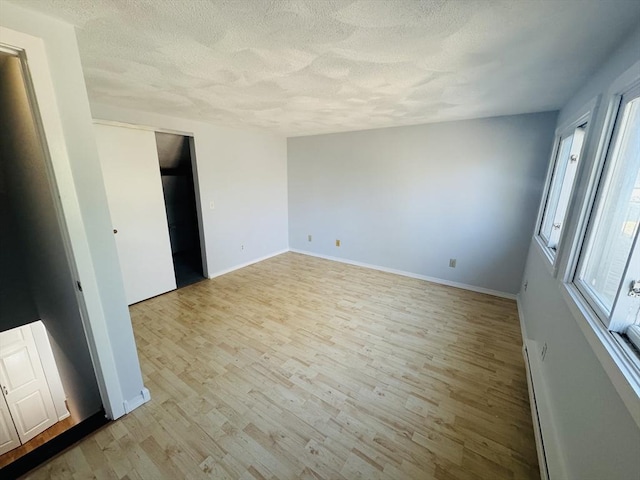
[575, 86, 640, 347]
[538, 124, 587, 260]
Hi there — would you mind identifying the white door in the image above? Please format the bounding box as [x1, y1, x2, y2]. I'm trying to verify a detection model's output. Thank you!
[94, 124, 177, 304]
[0, 393, 20, 455]
[0, 325, 57, 444]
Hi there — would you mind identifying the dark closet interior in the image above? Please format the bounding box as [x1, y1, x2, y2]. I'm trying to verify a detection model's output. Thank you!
[155, 132, 205, 287]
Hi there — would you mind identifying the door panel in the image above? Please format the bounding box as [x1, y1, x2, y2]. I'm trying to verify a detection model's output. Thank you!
[0, 325, 57, 443]
[0, 394, 20, 456]
[94, 124, 177, 304]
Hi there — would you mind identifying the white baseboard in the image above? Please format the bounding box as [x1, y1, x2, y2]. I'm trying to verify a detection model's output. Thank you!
[58, 410, 71, 422]
[289, 248, 516, 300]
[208, 249, 289, 279]
[123, 387, 151, 414]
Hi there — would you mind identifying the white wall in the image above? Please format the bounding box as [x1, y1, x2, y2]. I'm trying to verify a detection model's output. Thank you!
[288, 112, 557, 296]
[90, 104, 289, 277]
[518, 25, 640, 479]
[1, 3, 146, 417]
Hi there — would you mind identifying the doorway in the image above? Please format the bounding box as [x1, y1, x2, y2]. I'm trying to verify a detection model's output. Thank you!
[156, 133, 206, 287]
[0, 47, 107, 475]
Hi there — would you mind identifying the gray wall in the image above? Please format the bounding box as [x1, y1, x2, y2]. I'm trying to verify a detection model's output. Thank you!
[0, 124, 38, 329]
[288, 112, 557, 295]
[0, 200, 38, 330]
[0, 55, 101, 421]
[518, 25, 640, 479]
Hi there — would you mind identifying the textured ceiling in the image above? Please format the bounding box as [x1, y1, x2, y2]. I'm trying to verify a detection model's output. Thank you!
[12, 0, 640, 136]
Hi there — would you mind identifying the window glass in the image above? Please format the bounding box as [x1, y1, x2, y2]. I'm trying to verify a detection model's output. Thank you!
[579, 96, 640, 314]
[539, 126, 586, 254]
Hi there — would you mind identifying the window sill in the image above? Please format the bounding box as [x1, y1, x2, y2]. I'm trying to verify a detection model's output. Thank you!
[628, 325, 640, 352]
[533, 235, 560, 277]
[561, 283, 640, 427]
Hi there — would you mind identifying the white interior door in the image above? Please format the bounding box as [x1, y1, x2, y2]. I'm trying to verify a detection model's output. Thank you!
[0, 393, 20, 455]
[94, 124, 177, 304]
[0, 325, 57, 444]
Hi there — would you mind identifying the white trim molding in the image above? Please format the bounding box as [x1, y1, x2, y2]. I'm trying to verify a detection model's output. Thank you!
[208, 249, 290, 279]
[123, 388, 151, 414]
[289, 249, 516, 300]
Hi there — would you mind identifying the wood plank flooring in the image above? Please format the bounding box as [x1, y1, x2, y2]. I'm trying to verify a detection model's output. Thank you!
[25, 252, 539, 479]
[0, 416, 76, 469]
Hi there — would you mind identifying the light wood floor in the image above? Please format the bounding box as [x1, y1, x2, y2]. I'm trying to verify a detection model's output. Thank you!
[0, 415, 76, 469]
[26, 253, 539, 479]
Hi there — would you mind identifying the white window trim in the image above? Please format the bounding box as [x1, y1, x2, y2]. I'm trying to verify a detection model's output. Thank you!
[573, 85, 640, 329]
[558, 62, 640, 427]
[534, 96, 599, 277]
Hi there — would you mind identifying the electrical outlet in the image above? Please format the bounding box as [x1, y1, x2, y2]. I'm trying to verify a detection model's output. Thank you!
[336, 239, 341, 247]
[209, 201, 215, 210]
[308, 234, 312, 242]
[541, 342, 548, 362]
[241, 245, 244, 250]
[449, 258, 456, 268]
[524, 281, 528, 292]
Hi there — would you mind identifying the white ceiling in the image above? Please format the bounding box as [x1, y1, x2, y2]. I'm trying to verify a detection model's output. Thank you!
[13, 0, 640, 136]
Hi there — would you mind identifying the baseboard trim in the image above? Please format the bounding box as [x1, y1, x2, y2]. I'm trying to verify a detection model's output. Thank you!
[289, 249, 516, 300]
[58, 410, 71, 422]
[208, 249, 289, 279]
[123, 387, 151, 414]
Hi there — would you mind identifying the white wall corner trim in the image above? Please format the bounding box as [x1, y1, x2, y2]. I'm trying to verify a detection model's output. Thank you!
[290, 249, 516, 300]
[516, 295, 528, 340]
[123, 387, 151, 415]
[208, 249, 290, 279]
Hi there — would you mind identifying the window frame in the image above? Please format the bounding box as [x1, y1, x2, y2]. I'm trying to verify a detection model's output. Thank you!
[534, 98, 598, 275]
[574, 84, 640, 329]
[558, 66, 640, 427]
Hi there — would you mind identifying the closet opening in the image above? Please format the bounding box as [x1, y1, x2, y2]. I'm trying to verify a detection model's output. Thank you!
[156, 133, 206, 288]
[0, 50, 108, 477]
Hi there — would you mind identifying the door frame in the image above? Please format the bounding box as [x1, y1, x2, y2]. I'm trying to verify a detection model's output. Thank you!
[0, 27, 125, 419]
[30, 322, 70, 422]
[0, 391, 20, 456]
[94, 119, 210, 278]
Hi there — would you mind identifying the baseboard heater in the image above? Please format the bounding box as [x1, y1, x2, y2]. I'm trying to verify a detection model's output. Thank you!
[523, 342, 551, 480]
